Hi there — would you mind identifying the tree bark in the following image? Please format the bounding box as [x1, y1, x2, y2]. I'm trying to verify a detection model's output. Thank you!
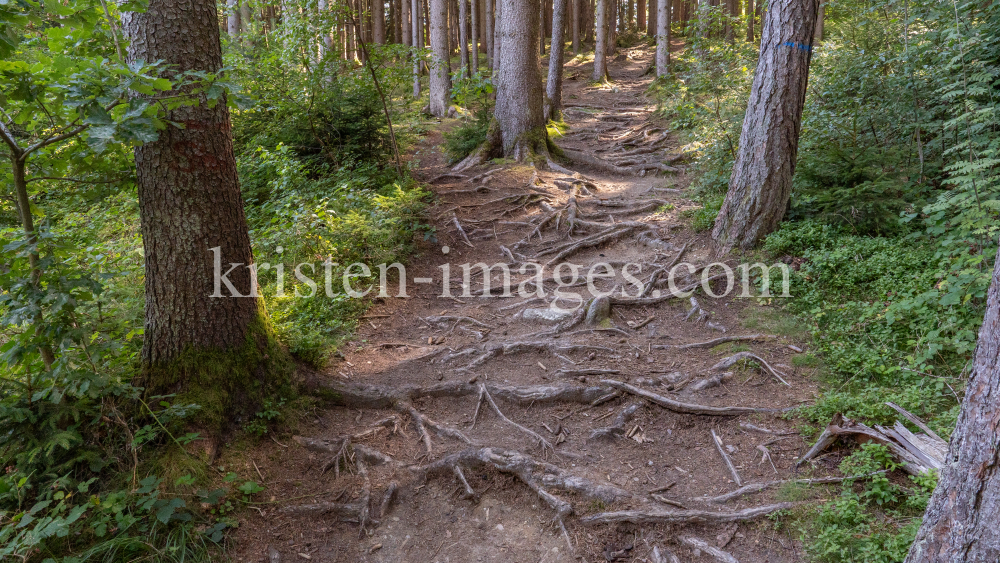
[227, 0, 241, 38]
[429, 0, 451, 115]
[121, 0, 285, 432]
[637, 0, 645, 32]
[711, 0, 819, 252]
[485, 0, 495, 67]
[545, 0, 567, 120]
[906, 248, 1000, 561]
[606, 0, 616, 54]
[646, 0, 656, 35]
[494, 0, 546, 157]
[471, 0, 480, 70]
[459, 0, 471, 75]
[592, 0, 608, 80]
[412, 0, 421, 95]
[374, 0, 386, 42]
[572, 0, 580, 52]
[746, 0, 753, 42]
[403, 0, 413, 45]
[813, 0, 823, 41]
[539, 0, 546, 55]
[655, 0, 669, 76]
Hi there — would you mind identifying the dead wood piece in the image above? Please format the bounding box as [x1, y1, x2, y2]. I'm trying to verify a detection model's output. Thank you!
[796, 414, 945, 475]
[757, 444, 777, 474]
[580, 503, 799, 525]
[602, 380, 783, 416]
[680, 536, 739, 563]
[589, 403, 642, 441]
[473, 384, 555, 454]
[690, 372, 734, 392]
[452, 464, 477, 499]
[712, 352, 790, 386]
[651, 494, 687, 509]
[711, 429, 742, 487]
[885, 401, 946, 444]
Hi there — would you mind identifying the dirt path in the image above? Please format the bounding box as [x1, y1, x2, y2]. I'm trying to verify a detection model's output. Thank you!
[231, 45, 824, 563]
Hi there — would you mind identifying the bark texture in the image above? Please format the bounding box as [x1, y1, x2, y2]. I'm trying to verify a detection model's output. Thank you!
[429, 0, 451, 115]
[471, 0, 480, 70]
[492, 0, 547, 157]
[121, 0, 285, 429]
[711, 0, 819, 252]
[592, 0, 608, 80]
[227, 0, 241, 37]
[412, 0, 421, 95]
[637, 0, 645, 32]
[906, 249, 1000, 562]
[571, 0, 580, 53]
[646, 0, 656, 36]
[655, 0, 669, 76]
[459, 0, 470, 75]
[545, 0, 568, 119]
[485, 0, 495, 67]
[374, 0, 386, 43]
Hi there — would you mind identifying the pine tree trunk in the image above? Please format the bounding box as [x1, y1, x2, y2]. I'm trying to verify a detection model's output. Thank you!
[485, 0, 495, 67]
[459, 0, 471, 75]
[403, 0, 413, 44]
[592, 0, 608, 80]
[655, 0, 669, 76]
[572, 0, 580, 52]
[711, 0, 819, 252]
[545, 0, 567, 120]
[493, 0, 547, 158]
[539, 0, 546, 55]
[121, 0, 285, 434]
[429, 0, 451, 115]
[745, 0, 753, 41]
[813, 0, 823, 41]
[471, 0, 480, 70]
[637, 0, 645, 32]
[374, 0, 386, 42]
[412, 0, 421, 95]
[606, 0, 616, 54]
[240, 1, 252, 35]
[905, 249, 1000, 561]
[646, 0, 656, 35]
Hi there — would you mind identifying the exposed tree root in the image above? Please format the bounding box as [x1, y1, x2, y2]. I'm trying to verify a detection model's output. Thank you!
[451, 215, 475, 248]
[580, 502, 799, 525]
[601, 380, 785, 416]
[589, 403, 642, 441]
[657, 334, 778, 350]
[711, 352, 790, 386]
[680, 537, 739, 563]
[711, 429, 742, 487]
[442, 340, 613, 371]
[473, 384, 555, 454]
[696, 473, 885, 504]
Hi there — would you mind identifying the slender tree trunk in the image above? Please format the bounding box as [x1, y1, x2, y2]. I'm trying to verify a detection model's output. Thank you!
[413, 0, 421, 95]
[585, 0, 595, 42]
[655, 0, 669, 75]
[403, 0, 413, 44]
[227, 0, 241, 38]
[746, 0, 753, 41]
[546, 0, 567, 119]
[240, 1, 252, 35]
[906, 248, 1000, 561]
[429, 0, 451, 115]
[637, 0, 645, 31]
[592, 0, 608, 80]
[492, 0, 502, 73]
[485, 0, 495, 67]
[121, 0, 285, 436]
[459, 0, 471, 75]
[374, 0, 386, 42]
[572, 0, 580, 52]
[606, 0, 616, 54]
[711, 0, 819, 252]
[646, 0, 656, 35]
[471, 0, 480, 70]
[540, 0, 546, 54]
[813, 0, 823, 41]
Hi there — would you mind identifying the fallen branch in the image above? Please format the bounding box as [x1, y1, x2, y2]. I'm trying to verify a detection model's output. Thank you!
[711, 429, 742, 487]
[697, 472, 887, 504]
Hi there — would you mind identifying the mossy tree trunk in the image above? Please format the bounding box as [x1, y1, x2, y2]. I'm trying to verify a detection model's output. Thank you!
[122, 0, 287, 442]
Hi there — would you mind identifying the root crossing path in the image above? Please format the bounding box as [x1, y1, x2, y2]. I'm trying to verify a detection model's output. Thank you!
[232, 45, 823, 563]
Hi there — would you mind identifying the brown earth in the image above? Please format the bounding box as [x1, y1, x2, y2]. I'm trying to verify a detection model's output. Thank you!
[226, 42, 834, 563]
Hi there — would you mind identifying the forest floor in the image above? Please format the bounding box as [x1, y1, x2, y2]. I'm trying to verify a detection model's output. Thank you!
[227, 43, 833, 563]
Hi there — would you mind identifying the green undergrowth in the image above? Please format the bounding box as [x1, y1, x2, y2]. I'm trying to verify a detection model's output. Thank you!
[656, 0, 1000, 559]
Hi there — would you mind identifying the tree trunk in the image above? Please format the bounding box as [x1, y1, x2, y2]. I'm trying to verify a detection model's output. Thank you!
[485, 0, 495, 67]
[492, 0, 502, 73]
[746, 0, 753, 41]
[227, 0, 241, 38]
[413, 0, 422, 95]
[637, 0, 645, 32]
[459, 0, 471, 75]
[572, 0, 580, 52]
[905, 248, 1000, 561]
[539, 0, 546, 55]
[403, 0, 413, 44]
[240, 1, 252, 35]
[813, 0, 823, 41]
[646, 0, 656, 35]
[545, 0, 567, 120]
[711, 0, 819, 252]
[655, 0, 669, 76]
[606, 0, 616, 54]
[374, 0, 386, 42]
[471, 0, 480, 70]
[429, 0, 451, 115]
[592, 0, 608, 80]
[121, 0, 286, 436]
[494, 0, 546, 158]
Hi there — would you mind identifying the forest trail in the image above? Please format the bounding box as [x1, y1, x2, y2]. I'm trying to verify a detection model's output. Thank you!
[230, 44, 824, 563]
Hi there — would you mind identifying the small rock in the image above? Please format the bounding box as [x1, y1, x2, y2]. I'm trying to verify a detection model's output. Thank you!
[522, 307, 574, 324]
[447, 105, 458, 118]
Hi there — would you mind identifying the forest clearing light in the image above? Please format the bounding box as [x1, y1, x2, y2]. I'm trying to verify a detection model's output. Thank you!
[209, 246, 791, 305]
